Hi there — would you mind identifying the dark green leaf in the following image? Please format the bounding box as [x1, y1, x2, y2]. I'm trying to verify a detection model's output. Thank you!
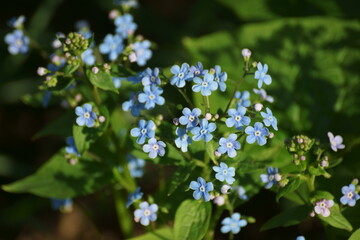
[309, 166, 331, 178]
[168, 164, 196, 196]
[318, 204, 353, 232]
[128, 227, 173, 240]
[349, 228, 360, 240]
[276, 177, 302, 202]
[174, 200, 212, 240]
[63, 62, 80, 75]
[33, 111, 75, 139]
[86, 69, 118, 93]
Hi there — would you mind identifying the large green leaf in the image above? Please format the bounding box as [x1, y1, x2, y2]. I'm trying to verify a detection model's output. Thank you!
[349, 228, 360, 240]
[2, 150, 113, 198]
[173, 200, 212, 240]
[86, 69, 118, 93]
[33, 111, 75, 139]
[128, 227, 173, 240]
[261, 205, 309, 231]
[318, 204, 353, 232]
[276, 177, 302, 202]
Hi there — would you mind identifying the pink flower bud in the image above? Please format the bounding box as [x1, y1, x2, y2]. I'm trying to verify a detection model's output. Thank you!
[241, 48, 251, 59]
[99, 116, 106, 123]
[213, 196, 225, 206]
[92, 67, 99, 74]
[254, 103, 263, 112]
[205, 113, 212, 120]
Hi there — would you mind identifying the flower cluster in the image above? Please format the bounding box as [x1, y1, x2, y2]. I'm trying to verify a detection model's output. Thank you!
[4, 16, 29, 55]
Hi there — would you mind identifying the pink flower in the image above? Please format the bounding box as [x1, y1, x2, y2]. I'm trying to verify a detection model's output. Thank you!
[314, 199, 334, 217]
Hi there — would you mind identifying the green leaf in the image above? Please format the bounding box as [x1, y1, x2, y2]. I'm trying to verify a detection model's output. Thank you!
[86, 69, 118, 93]
[309, 166, 331, 178]
[33, 111, 75, 139]
[318, 203, 353, 232]
[168, 164, 196, 196]
[276, 177, 302, 202]
[311, 191, 334, 201]
[50, 76, 75, 92]
[128, 227, 173, 240]
[2, 150, 113, 198]
[261, 205, 309, 231]
[174, 200, 212, 240]
[73, 105, 109, 154]
[205, 141, 217, 164]
[349, 228, 360, 240]
[63, 62, 80, 75]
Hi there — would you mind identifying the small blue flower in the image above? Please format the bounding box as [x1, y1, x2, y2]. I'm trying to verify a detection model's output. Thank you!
[237, 186, 248, 200]
[126, 187, 143, 208]
[170, 63, 193, 88]
[261, 107, 278, 131]
[51, 198, 73, 211]
[143, 138, 166, 159]
[245, 122, 269, 146]
[75, 20, 92, 40]
[8, 15, 26, 28]
[75, 103, 97, 127]
[296, 236, 305, 240]
[191, 119, 216, 142]
[138, 85, 165, 110]
[189, 177, 214, 202]
[213, 65, 227, 92]
[253, 88, 274, 103]
[132, 40, 152, 66]
[225, 107, 251, 130]
[340, 184, 360, 207]
[328, 132, 345, 152]
[42, 91, 52, 108]
[99, 34, 124, 61]
[130, 119, 155, 144]
[192, 73, 218, 96]
[115, 14, 137, 38]
[190, 62, 206, 77]
[142, 67, 161, 86]
[213, 162, 236, 184]
[122, 92, 145, 116]
[112, 76, 126, 89]
[4, 29, 29, 55]
[254, 62, 272, 88]
[126, 154, 146, 178]
[260, 167, 279, 189]
[179, 107, 201, 129]
[128, 71, 146, 84]
[221, 213, 247, 234]
[217, 134, 241, 158]
[235, 91, 251, 108]
[81, 48, 95, 66]
[175, 127, 192, 152]
[65, 136, 80, 156]
[134, 201, 158, 226]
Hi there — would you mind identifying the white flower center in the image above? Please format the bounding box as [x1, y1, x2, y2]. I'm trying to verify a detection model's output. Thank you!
[84, 112, 90, 119]
[268, 116, 273, 121]
[331, 140, 337, 146]
[347, 192, 354, 199]
[199, 186, 205, 192]
[215, 77, 220, 82]
[178, 73, 184, 78]
[141, 129, 147, 134]
[15, 39, 23, 47]
[143, 209, 151, 216]
[235, 115, 242, 121]
[149, 94, 155, 100]
[255, 130, 261, 136]
[268, 175, 274, 181]
[202, 82, 208, 87]
[261, 72, 265, 78]
[200, 129, 207, 134]
[152, 144, 159, 151]
[188, 115, 195, 122]
[223, 169, 228, 175]
[151, 76, 156, 82]
[320, 202, 326, 208]
[226, 142, 233, 148]
[110, 43, 117, 49]
[195, 70, 200, 75]
[182, 135, 187, 141]
[231, 223, 237, 228]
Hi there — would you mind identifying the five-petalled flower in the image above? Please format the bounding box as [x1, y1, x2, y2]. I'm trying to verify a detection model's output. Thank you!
[191, 119, 216, 142]
[340, 184, 359, 207]
[134, 201, 158, 226]
[213, 162, 236, 184]
[254, 62, 272, 88]
[220, 213, 247, 234]
[130, 119, 155, 144]
[314, 199, 334, 217]
[189, 177, 214, 202]
[217, 134, 241, 158]
[75, 103, 97, 127]
[327, 132, 345, 152]
[245, 122, 269, 146]
[143, 138, 166, 158]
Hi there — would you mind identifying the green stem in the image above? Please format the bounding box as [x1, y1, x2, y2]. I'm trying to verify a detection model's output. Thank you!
[223, 70, 248, 117]
[204, 96, 210, 113]
[307, 175, 315, 192]
[178, 88, 194, 108]
[113, 187, 133, 238]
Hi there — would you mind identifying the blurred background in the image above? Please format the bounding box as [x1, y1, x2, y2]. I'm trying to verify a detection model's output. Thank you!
[0, 0, 359, 239]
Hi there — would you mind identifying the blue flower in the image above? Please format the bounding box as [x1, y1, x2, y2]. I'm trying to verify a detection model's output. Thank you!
[254, 62, 272, 88]
[126, 154, 146, 178]
[340, 184, 360, 207]
[99, 34, 124, 61]
[235, 91, 251, 108]
[253, 88, 274, 103]
[42, 91, 52, 108]
[217, 134, 241, 158]
[65, 136, 80, 156]
[192, 73, 218, 96]
[134, 201, 158, 226]
[138, 85, 165, 110]
[122, 92, 145, 116]
[221, 213, 247, 234]
[75, 20, 92, 40]
[189, 177, 214, 202]
[261, 107, 278, 131]
[114, 14, 137, 38]
[132, 40, 152, 66]
[225, 107, 251, 130]
[143, 138, 166, 158]
[128, 71, 146, 84]
[4, 30, 29, 55]
[175, 127, 192, 152]
[179, 107, 201, 129]
[81, 48, 95, 66]
[170, 63, 193, 88]
[260, 167, 279, 189]
[75, 103, 97, 127]
[112, 76, 126, 89]
[190, 62, 206, 77]
[237, 186, 248, 200]
[130, 119, 155, 144]
[213, 162, 236, 184]
[8, 15, 26, 28]
[191, 119, 216, 142]
[51, 198, 73, 211]
[245, 122, 269, 146]
[142, 67, 161, 86]
[296, 236, 305, 240]
[126, 187, 143, 208]
[213, 65, 227, 92]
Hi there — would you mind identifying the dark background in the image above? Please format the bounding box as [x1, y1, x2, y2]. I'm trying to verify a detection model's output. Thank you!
[1, 0, 359, 239]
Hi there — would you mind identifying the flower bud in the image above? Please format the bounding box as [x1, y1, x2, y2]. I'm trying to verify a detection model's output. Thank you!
[52, 39, 62, 49]
[310, 211, 315, 217]
[320, 160, 329, 168]
[275, 173, 282, 181]
[297, 138, 303, 144]
[129, 53, 137, 62]
[158, 114, 164, 121]
[109, 9, 120, 20]
[37, 67, 47, 76]
[268, 132, 274, 139]
[300, 156, 306, 161]
[214, 151, 221, 157]
[68, 158, 77, 165]
[209, 68, 215, 74]
[99, 116, 106, 123]
[213, 196, 225, 206]
[252, 61, 258, 68]
[221, 185, 231, 194]
[205, 113, 212, 120]
[352, 178, 359, 185]
[241, 48, 251, 60]
[173, 118, 179, 125]
[92, 66, 99, 74]
[254, 103, 263, 112]
[75, 94, 82, 103]
[214, 114, 219, 119]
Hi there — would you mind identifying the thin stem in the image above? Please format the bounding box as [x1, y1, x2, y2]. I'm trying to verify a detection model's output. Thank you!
[178, 88, 194, 108]
[223, 70, 248, 117]
[204, 96, 210, 113]
[113, 187, 133, 238]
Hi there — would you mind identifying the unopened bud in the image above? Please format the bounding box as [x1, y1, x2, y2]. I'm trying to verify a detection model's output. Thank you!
[109, 9, 120, 20]
[300, 156, 306, 161]
[205, 113, 212, 120]
[275, 173, 282, 181]
[254, 103, 263, 112]
[352, 178, 358, 185]
[221, 185, 231, 194]
[173, 118, 179, 125]
[52, 39, 62, 48]
[297, 138, 303, 144]
[210, 194, 216, 200]
[214, 114, 219, 119]
[37, 67, 47, 76]
[310, 211, 315, 217]
[92, 66, 99, 74]
[68, 158, 77, 165]
[129, 53, 137, 62]
[75, 94, 82, 103]
[320, 160, 329, 168]
[158, 114, 164, 121]
[99, 116, 106, 123]
[241, 48, 251, 60]
[209, 68, 215, 74]
[213, 196, 225, 206]
[214, 151, 221, 157]
[65, 38, 71, 45]
[252, 61, 258, 68]
[268, 132, 274, 139]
